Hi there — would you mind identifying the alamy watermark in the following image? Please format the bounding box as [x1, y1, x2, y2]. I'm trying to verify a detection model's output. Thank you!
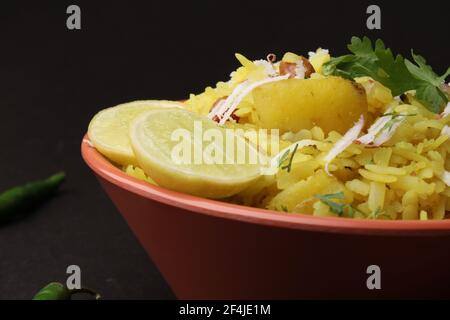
[66, 264, 81, 290]
[170, 121, 280, 169]
[366, 5, 381, 30]
[366, 264, 381, 290]
[66, 5, 81, 30]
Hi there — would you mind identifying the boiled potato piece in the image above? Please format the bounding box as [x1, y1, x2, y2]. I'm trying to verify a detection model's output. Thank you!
[252, 76, 367, 134]
[267, 170, 353, 212]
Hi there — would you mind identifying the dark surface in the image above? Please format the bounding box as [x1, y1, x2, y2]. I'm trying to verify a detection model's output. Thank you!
[0, 0, 448, 299]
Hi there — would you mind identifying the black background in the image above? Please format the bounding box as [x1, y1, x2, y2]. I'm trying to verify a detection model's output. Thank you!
[0, 0, 448, 299]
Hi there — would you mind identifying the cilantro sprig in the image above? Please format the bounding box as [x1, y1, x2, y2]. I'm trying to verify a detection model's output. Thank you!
[323, 36, 450, 113]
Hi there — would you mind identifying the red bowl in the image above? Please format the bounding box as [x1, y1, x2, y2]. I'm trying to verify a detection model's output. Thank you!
[81, 135, 450, 299]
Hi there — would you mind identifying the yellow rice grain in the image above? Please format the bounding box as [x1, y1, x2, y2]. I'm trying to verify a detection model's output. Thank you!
[418, 167, 434, 179]
[296, 129, 313, 140]
[402, 161, 428, 175]
[420, 210, 428, 220]
[292, 153, 314, 163]
[316, 141, 333, 152]
[414, 120, 444, 131]
[396, 141, 415, 151]
[356, 202, 370, 215]
[390, 154, 408, 165]
[311, 126, 325, 141]
[358, 169, 398, 183]
[346, 144, 363, 155]
[373, 148, 392, 166]
[393, 147, 431, 164]
[435, 180, 446, 193]
[354, 151, 374, 166]
[364, 164, 407, 176]
[392, 201, 403, 213]
[426, 135, 448, 151]
[416, 142, 424, 154]
[313, 200, 334, 217]
[385, 205, 398, 220]
[345, 179, 370, 196]
[432, 196, 446, 220]
[428, 150, 444, 162]
[326, 131, 342, 143]
[402, 190, 419, 220]
[334, 158, 359, 169]
[368, 181, 386, 212]
[392, 176, 435, 195]
[124, 165, 157, 185]
[430, 160, 444, 176]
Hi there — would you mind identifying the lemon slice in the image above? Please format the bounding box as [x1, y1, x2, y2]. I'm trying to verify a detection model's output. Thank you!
[130, 108, 262, 198]
[88, 100, 183, 165]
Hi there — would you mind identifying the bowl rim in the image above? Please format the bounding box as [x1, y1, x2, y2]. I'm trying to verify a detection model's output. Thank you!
[81, 134, 450, 236]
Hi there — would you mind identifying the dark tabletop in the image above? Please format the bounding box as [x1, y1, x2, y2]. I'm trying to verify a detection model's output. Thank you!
[0, 0, 448, 299]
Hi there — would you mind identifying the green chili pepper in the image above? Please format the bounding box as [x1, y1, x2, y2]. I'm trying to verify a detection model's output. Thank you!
[0, 172, 65, 224]
[33, 282, 101, 300]
[32, 282, 71, 300]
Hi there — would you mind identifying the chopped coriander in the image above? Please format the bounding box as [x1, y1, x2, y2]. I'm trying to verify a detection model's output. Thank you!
[316, 192, 345, 200]
[281, 143, 298, 173]
[315, 192, 346, 216]
[377, 111, 416, 133]
[323, 36, 450, 113]
[367, 207, 392, 220]
[315, 192, 363, 218]
[380, 112, 417, 118]
[280, 205, 289, 212]
[381, 117, 401, 133]
[405, 51, 450, 88]
[277, 149, 291, 168]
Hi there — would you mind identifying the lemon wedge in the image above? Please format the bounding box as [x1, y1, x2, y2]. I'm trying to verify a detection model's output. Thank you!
[130, 108, 262, 198]
[88, 100, 183, 165]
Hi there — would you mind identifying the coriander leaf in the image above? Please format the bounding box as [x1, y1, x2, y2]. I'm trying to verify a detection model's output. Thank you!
[405, 51, 441, 86]
[373, 42, 416, 96]
[404, 51, 449, 112]
[380, 111, 417, 131]
[380, 112, 417, 118]
[319, 200, 345, 216]
[315, 192, 362, 218]
[277, 149, 290, 168]
[323, 36, 450, 113]
[317, 192, 345, 200]
[321, 55, 355, 78]
[367, 207, 392, 220]
[281, 143, 298, 173]
[439, 67, 450, 83]
[347, 206, 357, 218]
[348, 36, 376, 57]
[315, 192, 346, 216]
[415, 84, 448, 113]
[280, 205, 289, 212]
